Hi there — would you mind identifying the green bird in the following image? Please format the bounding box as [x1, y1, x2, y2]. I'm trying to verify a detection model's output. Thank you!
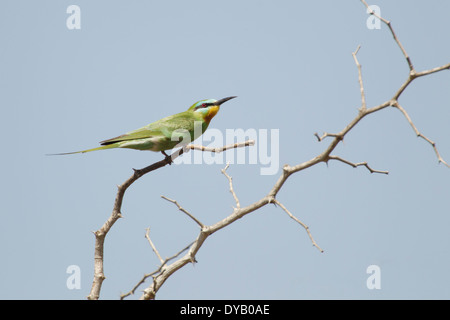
[50, 96, 237, 160]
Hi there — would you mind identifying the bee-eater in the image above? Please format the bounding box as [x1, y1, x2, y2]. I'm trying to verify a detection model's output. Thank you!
[50, 96, 237, 160]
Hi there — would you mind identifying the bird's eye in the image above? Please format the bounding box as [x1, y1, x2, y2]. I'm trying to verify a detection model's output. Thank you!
[202, 103, 207, 107]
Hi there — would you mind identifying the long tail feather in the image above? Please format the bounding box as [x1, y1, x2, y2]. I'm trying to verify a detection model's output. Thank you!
[46, 143, 119, 156]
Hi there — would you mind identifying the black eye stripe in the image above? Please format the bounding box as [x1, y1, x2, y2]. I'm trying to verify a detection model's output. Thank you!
[194, 103, 210, 110]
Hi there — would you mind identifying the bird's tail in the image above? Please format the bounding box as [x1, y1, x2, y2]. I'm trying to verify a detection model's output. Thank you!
[46, 143, 120, 156]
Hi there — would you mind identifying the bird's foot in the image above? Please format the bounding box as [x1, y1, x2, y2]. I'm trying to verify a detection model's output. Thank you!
[161, 151, 173, 165]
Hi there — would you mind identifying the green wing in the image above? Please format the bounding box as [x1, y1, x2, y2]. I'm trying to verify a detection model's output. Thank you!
[100, 127, 163, 145]
[99, 111, 200, 146]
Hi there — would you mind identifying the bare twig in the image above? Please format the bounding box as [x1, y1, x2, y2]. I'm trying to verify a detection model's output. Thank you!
[314, 132, 343, 142]
[145, 228, 164, 264]
[120, 240, 195, 300]
[352, 45, 366, 111]
[187, 140, 255, 153]
[414, 64, 450, 77]
[361, 0, 414, 71]
[161, 196, 205, 228]
[327, 155, 389, 174]
[273, 199, 324, 253]
[392, 102, 450, 167]
[221, 162, 241, 209]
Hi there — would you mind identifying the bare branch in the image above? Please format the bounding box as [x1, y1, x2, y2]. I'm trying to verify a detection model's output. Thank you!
[161, 196, 205, 229]
[145, 228, 164, 264]
[120, 269, 160, 300]
[392, 63, 450, 102]
[392, 102, 450, 167]
[273, 199, 323, 253]
[221, 162, 240, 209]
[327, 155, 389, 174]
[88, 140, 253, 300]
[120, 240, 195, 300]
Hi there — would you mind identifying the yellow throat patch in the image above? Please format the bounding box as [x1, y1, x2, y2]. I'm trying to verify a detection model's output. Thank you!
[205, 105, 220, 123]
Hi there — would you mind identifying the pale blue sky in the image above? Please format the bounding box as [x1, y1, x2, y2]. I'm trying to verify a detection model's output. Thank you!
[1, 1, 449, 299]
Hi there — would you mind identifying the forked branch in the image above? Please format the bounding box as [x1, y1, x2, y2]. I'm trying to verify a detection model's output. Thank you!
[87, 140, 255, 300]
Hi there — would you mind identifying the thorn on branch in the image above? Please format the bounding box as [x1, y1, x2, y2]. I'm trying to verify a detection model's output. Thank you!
[268, 196, 277, 207]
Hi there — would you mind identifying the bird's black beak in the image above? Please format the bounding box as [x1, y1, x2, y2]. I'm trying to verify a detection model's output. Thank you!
[216, 96, 237, 106]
